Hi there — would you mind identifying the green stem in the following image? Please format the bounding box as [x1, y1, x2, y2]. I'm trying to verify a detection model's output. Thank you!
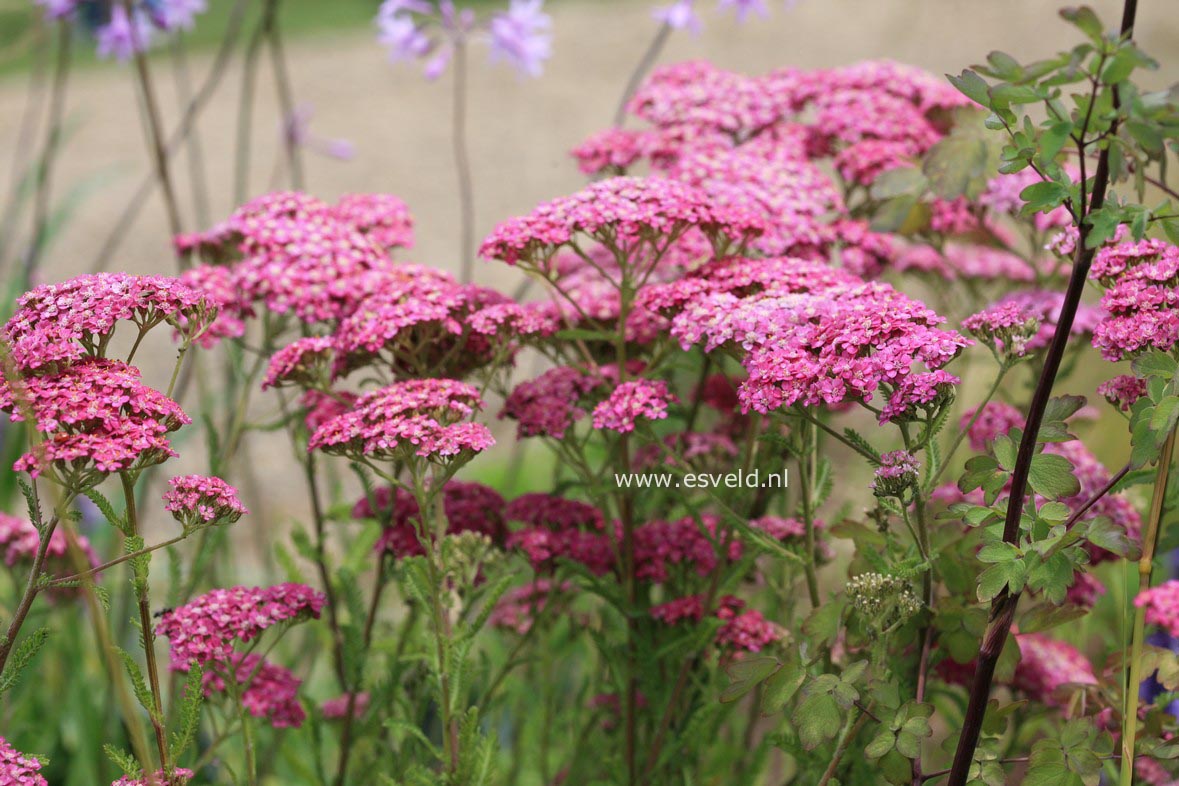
[799, 420, 821, 608]
[122, 472, 170, 775]
[1120, 428, 1177, 786]
[818, 709, 868, 786]
[930, 363, 1010, 488]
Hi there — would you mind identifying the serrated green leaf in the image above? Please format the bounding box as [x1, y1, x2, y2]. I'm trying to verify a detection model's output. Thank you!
[1028, 453, 1081, 500]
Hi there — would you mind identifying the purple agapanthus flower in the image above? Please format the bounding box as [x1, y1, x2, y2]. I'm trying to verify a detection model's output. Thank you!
[488, 0, 552, 78]
[653, 0, 702, 33]
[95, 5, 153, 61]
[717, 0, 770, 21]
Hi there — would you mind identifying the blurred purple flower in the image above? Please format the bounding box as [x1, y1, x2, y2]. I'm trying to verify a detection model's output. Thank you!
[717, 0, 769, 21]
[488, 0, 552, 78]
[148, 0, 209, 31]
[35, 0, 76, 19]
[653, 0, 702, 33]
[95, 6, 153, 61]
[378, 12, 432, 62]
[284, 105, 356, 162]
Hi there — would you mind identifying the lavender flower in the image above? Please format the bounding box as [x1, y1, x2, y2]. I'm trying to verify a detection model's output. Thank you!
[488, 0, 552, 78]
[653, 0, 702, 33]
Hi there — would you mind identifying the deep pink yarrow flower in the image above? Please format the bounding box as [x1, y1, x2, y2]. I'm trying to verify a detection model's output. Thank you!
[3, 272, 217, 371]
[479, 176, 765, 268]
[263, 336, 335, 391]
[0, 735, 47, 786]
[163, 475, 248, 530]
[156, 583, 326, 666]
[308, 378, 494, 462]
[196, 653, 306, 728]
[592, 379, 674, 433]
[1098, 374, 1147, 413]
[0, 358, 190, 479]
[1135, 580, 1179, 638]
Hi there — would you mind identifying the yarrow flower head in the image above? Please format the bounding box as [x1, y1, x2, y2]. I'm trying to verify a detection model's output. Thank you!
[308, 378, 494, 462]
[332, 193, 415, 251]
[591, 379, 674, 433]
[1135, 580, 1179, 638]
[0, 735, 47, 786]
[650, 594, 779, 652]
[961, 301, 1041, 360]
[479, 176, 765, 269]
[194, 653, 305, 728]
[505, 493, 612, 576]
[3, 273, 217, 371]
[263, 337, 335, 391]
[1088, 239, 1179, 360]
[156, 583, 326, 666]
[356, 481, 506, 558]
[1011, 632, 1097, 707]
[1098, 374, 1147, 413]
[0, 359, 190, 481]
[871, 451, 920, 499]
[501, 365, 604, 438]
[0, 512, 97, 573]
[163, 475, 248, 532]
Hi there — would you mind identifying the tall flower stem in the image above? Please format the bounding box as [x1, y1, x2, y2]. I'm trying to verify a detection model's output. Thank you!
[123, 0, 185, 268]
[1120, 428, 1177, 786]
[91, 0, 248, 272]
[613, 22, 671, 127]
[946, 5, 1137, 783]
[798, 419, 822, 607]
[122, 471, 171, 774]
[24, 21, 72, 279]
[170, 33, 211, 229]
[453, 38, 475, 283]
[266, 4, 304, 189]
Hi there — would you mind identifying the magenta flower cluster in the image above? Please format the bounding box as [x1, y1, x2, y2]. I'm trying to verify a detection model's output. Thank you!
[0, 735, 46, 786]
[162, 474, 248, 530]
[1135, 580, 1179, 638]
[1089, 239, 1179, 360]
[307, 378, 494, 462]
[155, 584, 326, 666]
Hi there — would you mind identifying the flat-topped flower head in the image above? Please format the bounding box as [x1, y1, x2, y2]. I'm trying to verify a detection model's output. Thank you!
[331, 269, 512, 379]
[156, 583, 325, 666]
[626, 61, 790, 137]
[505, 493, 611, 575]
[3, 273, 216, 371]
[592, 379, 674, 433]
[1135, 581, 1179, 638]
[962, 301, 1041, 360]
[1089, 239, 1179, 360]
[502, 365, 604, 439]
[262, 337, 335, 391]
[197, 653, 305, 728]
[650, 595, 706, 625]
[332, 193, 415, 251]
[715, 596, 779, 652]
[177, 263, 253, 348]
[112, 769, 194, 786]
[1098, 374, 1147, 412]
[872, 451, 920, 498]
[0, 735, 47, 786]
[357, 481, 506, 558]
[308, 378, 493, 463]
[1011, 632, 1097, 708]
[479, 176, 765, 269]
[163, 475, 247, 531]
[879, 369, 961, 424]
[0, 512, 97, 575]
[0, 359, 190, 480]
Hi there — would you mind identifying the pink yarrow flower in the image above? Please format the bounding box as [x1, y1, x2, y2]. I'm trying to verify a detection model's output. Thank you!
[163, 475, 248, 530]
[1098, 374, 1147, 413]
[308, 379, 494, 462]
[196, 653, 306, 728]
[156, 583, 326, 666]
[1135, 580, 1179, 638]
[592, 379, 674, 433]
[0, 735, 47, 786]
